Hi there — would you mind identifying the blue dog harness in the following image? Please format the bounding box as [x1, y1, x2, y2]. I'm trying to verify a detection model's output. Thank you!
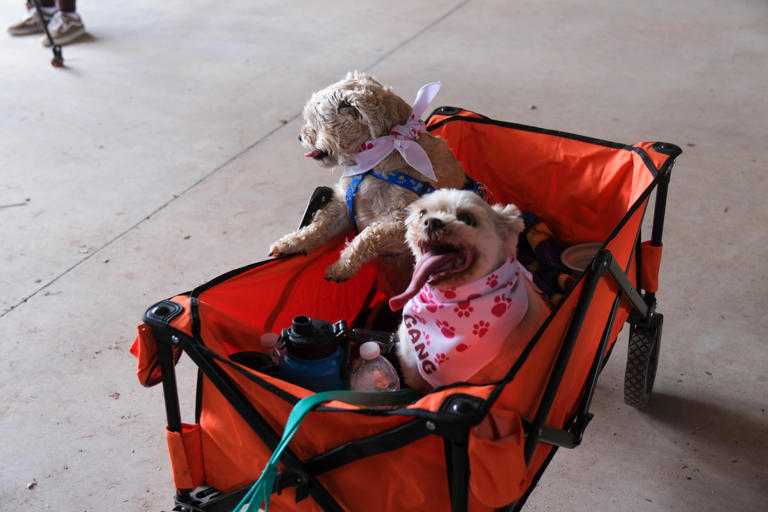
[344, 170, 488, 233]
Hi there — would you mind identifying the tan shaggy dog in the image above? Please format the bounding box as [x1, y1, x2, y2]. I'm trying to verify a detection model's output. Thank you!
[269, 72, 467, 293]
[389, 189, 551, 393]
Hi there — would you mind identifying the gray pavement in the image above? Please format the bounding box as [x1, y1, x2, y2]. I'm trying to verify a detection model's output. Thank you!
[1, 0, 766, 510]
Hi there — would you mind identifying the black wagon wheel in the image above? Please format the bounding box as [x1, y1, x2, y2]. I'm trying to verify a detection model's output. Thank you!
[623, 313, 663, 409]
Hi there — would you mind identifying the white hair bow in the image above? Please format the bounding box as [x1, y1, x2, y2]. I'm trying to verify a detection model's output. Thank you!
[343, 82, 442, 181]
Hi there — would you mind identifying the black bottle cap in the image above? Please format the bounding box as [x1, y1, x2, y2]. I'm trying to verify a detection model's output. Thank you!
[283, 316, 338, 360]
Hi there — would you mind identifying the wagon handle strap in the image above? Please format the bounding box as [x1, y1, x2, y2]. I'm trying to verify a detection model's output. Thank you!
[234, 389, 420, 512]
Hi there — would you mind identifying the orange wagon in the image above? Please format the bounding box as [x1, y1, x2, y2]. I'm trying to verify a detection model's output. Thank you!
[132, 107, 680, 511]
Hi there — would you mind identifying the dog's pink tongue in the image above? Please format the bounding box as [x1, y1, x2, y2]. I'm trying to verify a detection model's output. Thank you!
[389, 251, 460, 311]
[305, 149, 323, 158]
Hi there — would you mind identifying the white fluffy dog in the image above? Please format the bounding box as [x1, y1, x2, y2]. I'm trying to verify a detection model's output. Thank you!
[269, 72, 467, 294]
[389, 189, 551, 393]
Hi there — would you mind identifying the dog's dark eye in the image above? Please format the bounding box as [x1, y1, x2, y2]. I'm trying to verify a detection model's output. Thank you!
[457, 212, 475, 226]
[418, 209, 427, 218]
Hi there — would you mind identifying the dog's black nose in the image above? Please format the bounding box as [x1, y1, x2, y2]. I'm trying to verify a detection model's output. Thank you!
[424, 218, 444, 232]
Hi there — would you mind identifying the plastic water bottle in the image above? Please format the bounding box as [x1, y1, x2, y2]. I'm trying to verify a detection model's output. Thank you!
[350, 342, 400, 392]
[259, 332, 281, 366]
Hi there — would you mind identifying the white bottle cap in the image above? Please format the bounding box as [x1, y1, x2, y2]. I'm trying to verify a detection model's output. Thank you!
[359, 341, 381, 360]
[260, 332, 279, 348]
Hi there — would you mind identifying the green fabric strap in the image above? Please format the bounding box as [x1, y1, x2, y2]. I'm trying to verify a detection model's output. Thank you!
[234, 389, 419, 512]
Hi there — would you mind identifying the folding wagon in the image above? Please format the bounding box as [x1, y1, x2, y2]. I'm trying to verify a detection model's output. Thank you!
[131, 107, 681, 511]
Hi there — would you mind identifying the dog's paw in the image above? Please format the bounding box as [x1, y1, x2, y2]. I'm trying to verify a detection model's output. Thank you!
[325, 260, 356, 282]
[269, 234, 308, 257]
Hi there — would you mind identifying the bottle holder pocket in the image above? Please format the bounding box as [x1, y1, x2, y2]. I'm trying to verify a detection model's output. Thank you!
[468, 408, 528, 507]
[166, 423, 204, 490]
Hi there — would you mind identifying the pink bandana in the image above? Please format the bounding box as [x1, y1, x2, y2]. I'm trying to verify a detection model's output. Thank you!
[398, 258, 531, 388]
[343, 82, 442, 181]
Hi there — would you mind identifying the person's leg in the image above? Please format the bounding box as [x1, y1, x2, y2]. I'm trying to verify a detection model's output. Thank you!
[43, 0, 85, 46]
[7, 1, 56, 36]
[57, 0, 75, 12]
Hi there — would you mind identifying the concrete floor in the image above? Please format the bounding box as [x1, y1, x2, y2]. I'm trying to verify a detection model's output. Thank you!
[1, 0, 766, 510]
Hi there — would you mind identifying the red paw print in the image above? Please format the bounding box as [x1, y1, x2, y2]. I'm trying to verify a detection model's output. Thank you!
[454, 293, 480, 318]
[455, 305, 473, 318]
[434, 353, 449, 364]
[436, 320, 456, 338]
[472, 320, 490, 337]
[442, 288, 457, 300]
[486, 274, 499, 288]
[420, 290, 444, 313]
[491, 293, 514, 317]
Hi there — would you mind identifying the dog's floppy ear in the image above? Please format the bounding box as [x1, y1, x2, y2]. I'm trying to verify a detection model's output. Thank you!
[380, 88, 412, 132]
[346, 81, 411, 139]
[337, 98, 361, 120]
[491, 203, 525, 236]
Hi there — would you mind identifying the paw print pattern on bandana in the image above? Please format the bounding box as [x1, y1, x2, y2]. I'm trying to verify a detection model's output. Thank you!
[453, 293, 481, 318]
[442, 288, 457, 300]
[420, 289, 444, 313]
[403, 258, 530, 388]
[491, 292, 514, 317]
[454, 303, 474, 318]
[472, 320, 490, 337]
[436, 319, 456, 339]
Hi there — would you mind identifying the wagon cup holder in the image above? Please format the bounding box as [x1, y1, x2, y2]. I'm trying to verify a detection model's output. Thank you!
[652, 141, 683, 156]
[433, 106, 462, 116]
[144, 299, 183, 326]
[441, 394, 484, 420]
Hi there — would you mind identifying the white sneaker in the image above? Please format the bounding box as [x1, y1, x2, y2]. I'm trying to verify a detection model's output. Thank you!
[42, 11, 85, 46]
[8, 5, 55, 36]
